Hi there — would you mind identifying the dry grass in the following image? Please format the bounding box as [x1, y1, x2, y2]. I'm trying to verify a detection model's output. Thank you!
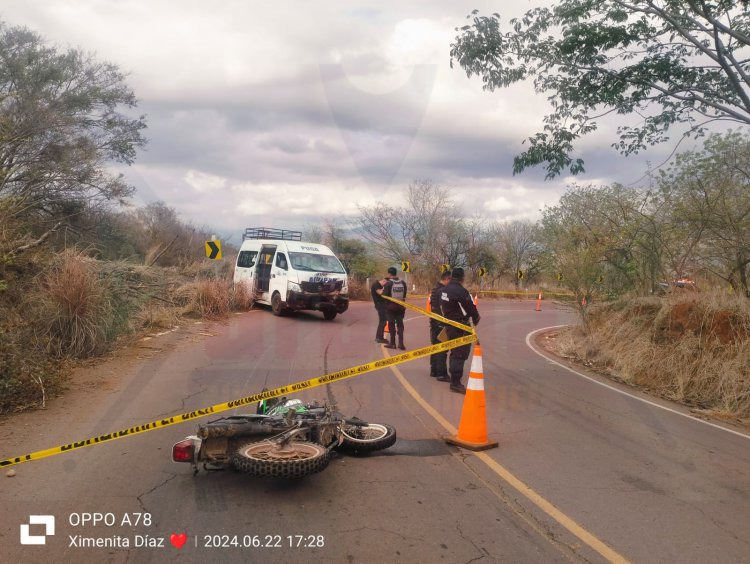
[0, 310, 64, 413]
[347, 277, 369, 301]
[1, 252, 253, 412]
[187, 279, 232, 318]
[555, 292, 750, 423]
[230, 280, 255, 310]
[131, 304, 181, 331]
[178, 278, 256, 318]
[32, 250, 118, 358]
[180, 259, 233, 279]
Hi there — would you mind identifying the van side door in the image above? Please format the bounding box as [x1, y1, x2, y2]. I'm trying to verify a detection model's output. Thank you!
[255, 245, 277, 295]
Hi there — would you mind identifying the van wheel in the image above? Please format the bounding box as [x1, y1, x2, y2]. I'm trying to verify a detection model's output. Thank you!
[271, 292, 284, 316]
[323, 310, 337, 321]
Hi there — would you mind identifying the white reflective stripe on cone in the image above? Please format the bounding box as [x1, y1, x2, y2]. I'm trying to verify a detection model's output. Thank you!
[467, 378, 484, 391]
[469, 355, 483, 373]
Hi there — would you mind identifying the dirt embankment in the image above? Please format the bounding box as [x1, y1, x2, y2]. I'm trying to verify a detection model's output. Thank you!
[540, 293, 750, 426]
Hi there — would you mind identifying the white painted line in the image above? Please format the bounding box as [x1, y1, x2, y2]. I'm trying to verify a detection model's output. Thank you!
[526, 326, 750, 441]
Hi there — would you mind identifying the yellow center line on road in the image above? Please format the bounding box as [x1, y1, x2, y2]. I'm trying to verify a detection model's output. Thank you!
[384, 350, 630, 564]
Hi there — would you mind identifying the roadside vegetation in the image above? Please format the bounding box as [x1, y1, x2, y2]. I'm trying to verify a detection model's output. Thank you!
[0, 22, 251, 413]
[444, 1, 750, 424]
[1, 10, 748, 424]
[0, 244, 255, 414]
[550, 291, 750, 424]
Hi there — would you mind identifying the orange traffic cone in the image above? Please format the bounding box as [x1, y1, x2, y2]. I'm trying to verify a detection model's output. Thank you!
[535, 292, 542, 312]
[445, 343, 498, 451]
[473, 294, 478, 306]
[426, 296, 431, 312]
[384, 321, 390, 334]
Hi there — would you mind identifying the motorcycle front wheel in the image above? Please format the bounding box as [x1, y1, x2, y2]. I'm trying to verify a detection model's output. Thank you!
[231, 440, 330, 478]
[339, 423, 397, 453]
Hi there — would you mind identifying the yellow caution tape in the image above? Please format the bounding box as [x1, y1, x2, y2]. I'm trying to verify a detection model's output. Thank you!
[0, 333, 477, 468]
[381, 295, 474, 334]
[477, 290, 574, 298]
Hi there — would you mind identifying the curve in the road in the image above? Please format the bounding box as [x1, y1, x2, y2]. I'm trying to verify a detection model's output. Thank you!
[526, 325, 750, 441]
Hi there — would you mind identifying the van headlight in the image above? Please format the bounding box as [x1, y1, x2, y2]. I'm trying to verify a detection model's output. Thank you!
[341, 281, 348, 295]
[288, 282, 302, 293]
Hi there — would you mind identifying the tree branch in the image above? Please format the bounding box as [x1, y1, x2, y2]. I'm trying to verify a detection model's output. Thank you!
[147, 234, 179, 267]
[7, 221, 65, 258]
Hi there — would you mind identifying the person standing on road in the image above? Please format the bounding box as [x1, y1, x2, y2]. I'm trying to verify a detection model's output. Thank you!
[439, 267, 480, 394]
[371, 270, 391, 344]
[379, 267, 407, 350]
[429, 271, 451, 379]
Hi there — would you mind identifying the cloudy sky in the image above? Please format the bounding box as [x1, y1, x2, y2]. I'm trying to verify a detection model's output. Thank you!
[4, 1, 678, 241]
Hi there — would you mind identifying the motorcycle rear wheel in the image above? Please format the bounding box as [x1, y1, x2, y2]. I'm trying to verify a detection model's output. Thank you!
[339, 423, 397, 453]
[231, 440, 330, 478]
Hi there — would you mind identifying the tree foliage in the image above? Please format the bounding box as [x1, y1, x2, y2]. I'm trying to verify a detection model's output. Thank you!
[450, 1, 750, 178]
[540, 183, 669, 319]
[303, 219, 378, 279]
[657, 131, 750, 294]
[539, 131, 750, 304]
[0, 21, 146, 245]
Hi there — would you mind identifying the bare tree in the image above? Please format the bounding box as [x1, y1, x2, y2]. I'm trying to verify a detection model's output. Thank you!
[358, 180, 471, 272]
[357, 201, 409, 262]
[358, 180, 453, 259]
[494, 220, 543, 286]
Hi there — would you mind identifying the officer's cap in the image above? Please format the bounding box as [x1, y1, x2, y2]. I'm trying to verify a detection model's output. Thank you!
[451, 267, 465, 280]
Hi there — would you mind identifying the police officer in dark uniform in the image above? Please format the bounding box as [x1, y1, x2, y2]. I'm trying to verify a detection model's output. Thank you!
[439, 267, 480, 394]
[379, 267, 407, 350]
[429, 271, 451, 379]
[371, 270, 391, 343]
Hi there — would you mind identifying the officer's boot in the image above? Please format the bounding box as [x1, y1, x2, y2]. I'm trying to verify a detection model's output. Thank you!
[449, 376, 466, 394]
[448, 358, 466, 393]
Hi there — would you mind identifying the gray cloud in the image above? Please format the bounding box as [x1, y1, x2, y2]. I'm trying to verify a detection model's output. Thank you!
[4, 0, 686, 236]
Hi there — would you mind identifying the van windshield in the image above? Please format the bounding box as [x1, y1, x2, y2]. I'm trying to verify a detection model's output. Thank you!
[289, 252, 346, 273]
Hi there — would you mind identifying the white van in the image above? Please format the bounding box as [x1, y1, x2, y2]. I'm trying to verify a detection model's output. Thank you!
[233, 228, 349, 320]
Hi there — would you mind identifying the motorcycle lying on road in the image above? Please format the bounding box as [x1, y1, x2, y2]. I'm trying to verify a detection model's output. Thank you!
[171, 396, 397, 479]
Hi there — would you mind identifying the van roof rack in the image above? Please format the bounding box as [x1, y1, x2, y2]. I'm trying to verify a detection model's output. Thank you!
[243, 227, 302, 241]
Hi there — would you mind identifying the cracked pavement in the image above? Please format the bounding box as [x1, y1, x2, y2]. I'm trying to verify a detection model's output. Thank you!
[2, 300, 749, 563]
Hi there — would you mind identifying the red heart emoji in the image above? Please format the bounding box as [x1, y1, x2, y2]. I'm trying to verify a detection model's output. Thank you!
[170, 533, 187, 549]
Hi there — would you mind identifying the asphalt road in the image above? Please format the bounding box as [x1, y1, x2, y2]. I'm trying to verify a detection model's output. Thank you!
[1, 298, 749, 563]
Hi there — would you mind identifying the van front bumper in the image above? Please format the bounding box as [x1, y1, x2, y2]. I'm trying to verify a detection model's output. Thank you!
[287, 291, 349, 314]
